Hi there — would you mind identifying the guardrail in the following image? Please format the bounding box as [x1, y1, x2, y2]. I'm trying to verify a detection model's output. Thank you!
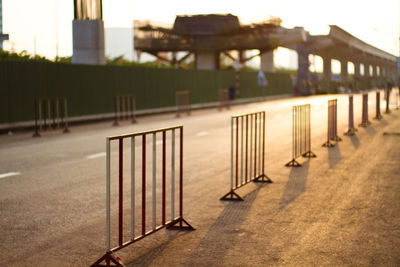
[220, 111, 272, 201]
[176, 90, 191, 117]
[322, 99, 341, 147]
[285, 104, 316, 167]
[91, 126, 194, 267]
[373, 91, 383, 120]
[113, 94, 137, 126]
[344, 95, 357, 136]
[218, 88, 230, 111]
[359, 93, 371, 127]
[32, 97, 70, 137]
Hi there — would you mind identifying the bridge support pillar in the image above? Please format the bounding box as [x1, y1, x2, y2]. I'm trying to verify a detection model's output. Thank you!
[323, 56, 331, 81]
[72, 19, 106, 65]
[340, 60, 348, 84]
[260, 50, 274, 72]
[296, 45, 310, 95]
[195, 52, 220, 70]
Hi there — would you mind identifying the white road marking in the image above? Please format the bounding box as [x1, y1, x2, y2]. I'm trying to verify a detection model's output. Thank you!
[0, 172, 20, 179]
[196, 131, 209, 137]
[86, 152, 106, 159]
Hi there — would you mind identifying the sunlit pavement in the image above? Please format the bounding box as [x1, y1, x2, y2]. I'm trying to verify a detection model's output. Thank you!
[0, 91, 399, 266]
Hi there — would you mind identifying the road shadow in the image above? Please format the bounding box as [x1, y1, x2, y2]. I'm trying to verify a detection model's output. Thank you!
[125, 229, 191, 266]
[184, 187, 261, 265]
[279, 160, 310, 210]
[361, 125, 377, 136]
[376, 119, 388, 126]
[328, 144, 342, 169]
[348, 134, 360, 149]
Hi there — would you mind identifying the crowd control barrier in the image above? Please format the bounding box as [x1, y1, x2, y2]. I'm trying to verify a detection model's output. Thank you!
[220, 111, 272, 201]
[395, 89, 399, 110]
[113, 94, 136, 126]
[322, 99, 342, 147]
[373, 91, 383, 120]
[385, 88, 391, 114]
[359, 93, 371, 127]
[32, 97, 70, 137]
[344, 95, 357, 136]
[176, 90, 191, 117]
[285, 104, 316, 167]
[92, 126, 194, 267]
[218, 88, 230, 111]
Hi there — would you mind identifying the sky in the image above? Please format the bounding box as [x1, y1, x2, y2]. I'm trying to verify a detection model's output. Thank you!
[2, 0, 399, 70]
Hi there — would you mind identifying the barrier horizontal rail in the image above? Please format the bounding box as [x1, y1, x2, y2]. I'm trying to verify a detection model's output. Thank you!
[322, 99, 341, 147]
[218, 88, 230, 111]
[359, 93, 371, 127]
[285, 104, 316, 167]
[221, 111, 272, 201]
[32, 97, 70, 137]
[373, 91, 383, 120]
[176, 90, 191, 117]
[92, 125, 194, 267]
[344, 95, 357, 136]
[113, 94, 137, 126]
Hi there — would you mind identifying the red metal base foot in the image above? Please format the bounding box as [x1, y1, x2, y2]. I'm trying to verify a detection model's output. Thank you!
[220, 190, 244, 201]
[91, 252, 125, 267]
[322, 140, 335, 147]
[373, 115, 383, 120]
[166, 217, 195, 230]
[285, 159, 301, 167]
[344, 128, 357, 136]
[302, 151, 316, 158]
[359, 121, 371, 127]
[254, 174, 273, 183]
[331, 136, 342, 142]
[32, 131, 41, 137]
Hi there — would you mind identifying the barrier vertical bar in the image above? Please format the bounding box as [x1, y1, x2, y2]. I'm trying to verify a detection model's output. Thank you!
[43, 99, 47, 130]
[235, 117, 239, 188]
[258, 112, 262, 176]
[240, 116, 244, 185]
[113, 96, 119, 126]
[33, 99, 40, 137]
[119, 95, 124, 120]
[261, 112, 265, 175]
[254, 113, 257, 178]
[245, 115, 248, 182]
[359, 94, 370, 127]
[249, 115, 253, 178]
[125, 96, 129, 120]
[130, 95, 136, 123]
[171, 129, 175, 220]
[179, 127, 184, 226]
[345, 95, 357, 135]
[162, 131, 166, 225]
[142, 135, 146, 236]
[118, 139, 123, 246]
[131, 137, 135, 240]
[230, 117, 234, 191]
[385, 88, 390, 114]
[152, 133, 156, 230]
[51, 98, 56, 129]
[374, 91, 382, 119]
[105, 137, 111, 253]
[63, 98, 70, 133]
[292, 107, 294, 160]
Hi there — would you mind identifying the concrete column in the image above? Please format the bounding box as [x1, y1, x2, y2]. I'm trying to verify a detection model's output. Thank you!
[372, 65, 378, 77]
[354, 62, 361, 78]
[323, 56, 331, 81]
[364, 63, 370, 77]
[340, 60, 348, 83]
[296, 45, 310, 95]
[260, 50, 274, 73]
[195, 52, 220, 70]
[72, 19, 106, 65]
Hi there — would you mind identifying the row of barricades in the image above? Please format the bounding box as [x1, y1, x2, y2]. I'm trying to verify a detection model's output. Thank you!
[32, 89, 231, 137]
[92, 88, 399, 266]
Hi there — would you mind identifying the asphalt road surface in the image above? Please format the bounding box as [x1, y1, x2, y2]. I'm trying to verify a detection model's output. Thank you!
[0, 91, 399, 266]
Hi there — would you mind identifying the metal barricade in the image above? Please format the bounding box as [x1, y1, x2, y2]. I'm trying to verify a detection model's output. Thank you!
[218, 88, 230, 111]
[322, 99, 341, 147]
[113, 94, 137, 126]
[359, 93, 371, 127]
[32, 97, 70, 137]
[176, 90, 191, 117]
[92, 126, 194, 267]
[285, 104, 316, 167]
[373, 91, 383, 120]
[344, 95, 357, 136]
[220, 111, 272, 201]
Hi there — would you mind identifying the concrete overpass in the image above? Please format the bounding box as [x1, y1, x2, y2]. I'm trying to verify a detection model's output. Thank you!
[295, 25, 398, 95]
[134, 15, 398, 95]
